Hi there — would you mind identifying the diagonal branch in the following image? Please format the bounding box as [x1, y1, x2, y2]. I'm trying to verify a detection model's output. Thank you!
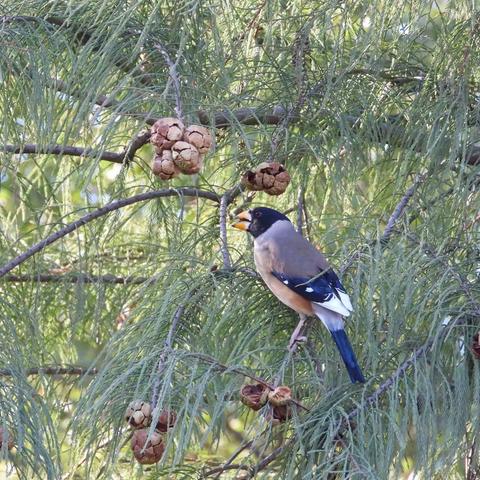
[340, 174, 425, 275]
[381, 174, 425, 243]
[0, 188, 220, 278]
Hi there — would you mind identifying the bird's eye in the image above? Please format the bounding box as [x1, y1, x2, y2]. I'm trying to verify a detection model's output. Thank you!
[254, 211, 262, 218]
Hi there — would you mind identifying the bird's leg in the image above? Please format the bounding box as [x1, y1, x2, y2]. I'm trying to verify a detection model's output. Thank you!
[288, 314, 309, 352]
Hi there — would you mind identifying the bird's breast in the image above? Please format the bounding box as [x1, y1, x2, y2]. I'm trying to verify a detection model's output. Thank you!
[254, 244, 314, 316]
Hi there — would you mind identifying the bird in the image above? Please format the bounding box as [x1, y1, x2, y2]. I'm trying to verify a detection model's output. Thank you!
[232, 206, 365, 383]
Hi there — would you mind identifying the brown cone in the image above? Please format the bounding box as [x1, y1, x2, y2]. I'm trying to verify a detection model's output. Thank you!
[241, 162, 290, 195]
[152, 151, 181, 180]
[183, 125, 212, 154]
[240, 383, 269, 411]
[125, 400, 152, 429]
[171, 141, 202, 174]
[150, 117, 185, 153]
[156, 409, 177, 433]
[131, 429, 165, 465]
[267, 386, 292, 407]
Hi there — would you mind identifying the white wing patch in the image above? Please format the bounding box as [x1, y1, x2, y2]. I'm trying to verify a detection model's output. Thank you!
[314, 295, 351, 317]
[305, 287, 314, 293]
[337, 291, 353, 312]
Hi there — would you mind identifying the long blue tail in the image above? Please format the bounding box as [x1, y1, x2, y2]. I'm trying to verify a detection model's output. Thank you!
[330, 329, 365, 383]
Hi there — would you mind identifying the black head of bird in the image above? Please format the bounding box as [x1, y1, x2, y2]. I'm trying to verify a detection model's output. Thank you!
[232, 207, 289, 238]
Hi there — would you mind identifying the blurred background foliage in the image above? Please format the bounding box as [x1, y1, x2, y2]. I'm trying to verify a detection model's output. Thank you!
[1, 0, 480, 478]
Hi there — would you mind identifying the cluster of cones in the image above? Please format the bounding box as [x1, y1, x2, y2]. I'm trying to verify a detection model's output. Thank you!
[240, 383, 293, 425]
[150, 118, 212, 179]
[241, 162, 291, 196]
[125, 400, 176, 465]
[150, 118, 291, 196]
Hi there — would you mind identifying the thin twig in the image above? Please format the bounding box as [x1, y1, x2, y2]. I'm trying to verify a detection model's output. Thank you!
[0, 366, 97, 376]
[122, 130, 152, 163]
[269, 26, 310, 158]
[296, 187, 304, 235]
[198, 107, 289, 129]
[0, 188, 220, 278]
[202, 464, 250, 477]
[381, 174, 425, 243]
[155, 42, 184, 122]
[247, 438, 295, 478]
[151, 304, 185, 408]
[219, 195, 232, 269]
[210, 440, 255, 479]
[224, 183, 245, 205]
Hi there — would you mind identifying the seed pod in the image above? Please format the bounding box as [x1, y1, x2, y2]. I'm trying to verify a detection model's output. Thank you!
[241, 162, 291, 195]
[0, 428, 14, 450]
[183, 125, 212, 154]
[268, 386, 292, 407]
[240, 383, 269, 411]
[131, 428, 164, 464]
[156, 409, 177, 433]
[171, 141, 201, 174]
[125, 400, 152, 429]
[152, 151, 181, 180]
[150, 117, 185, 153]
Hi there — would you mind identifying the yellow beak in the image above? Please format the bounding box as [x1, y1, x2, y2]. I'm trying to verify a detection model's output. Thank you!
[232, 211, 252, 231]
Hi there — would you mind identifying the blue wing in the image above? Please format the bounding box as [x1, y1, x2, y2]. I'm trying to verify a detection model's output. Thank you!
[271, 269, 353, 316]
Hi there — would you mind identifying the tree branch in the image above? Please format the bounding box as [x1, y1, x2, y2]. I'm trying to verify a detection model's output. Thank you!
[198, 107, 290, 129]
[207, 440, 255, 478]
[0, 366, 97, 376]
[0, 144, 124, 163]
[202, 463, 250, 477]
[247, 438, 295, 478]
[0, 188, 220, 278]
[1, 273, 150, 285]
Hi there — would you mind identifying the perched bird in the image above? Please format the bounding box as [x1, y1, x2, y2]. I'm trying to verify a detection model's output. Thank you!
[233, 207, 365, 383]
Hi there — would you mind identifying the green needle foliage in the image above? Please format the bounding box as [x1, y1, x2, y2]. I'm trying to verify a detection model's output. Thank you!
[1, 0, 480, 478]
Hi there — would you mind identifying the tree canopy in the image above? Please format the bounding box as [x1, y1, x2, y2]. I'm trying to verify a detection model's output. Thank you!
[1, 0, 480, 478]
